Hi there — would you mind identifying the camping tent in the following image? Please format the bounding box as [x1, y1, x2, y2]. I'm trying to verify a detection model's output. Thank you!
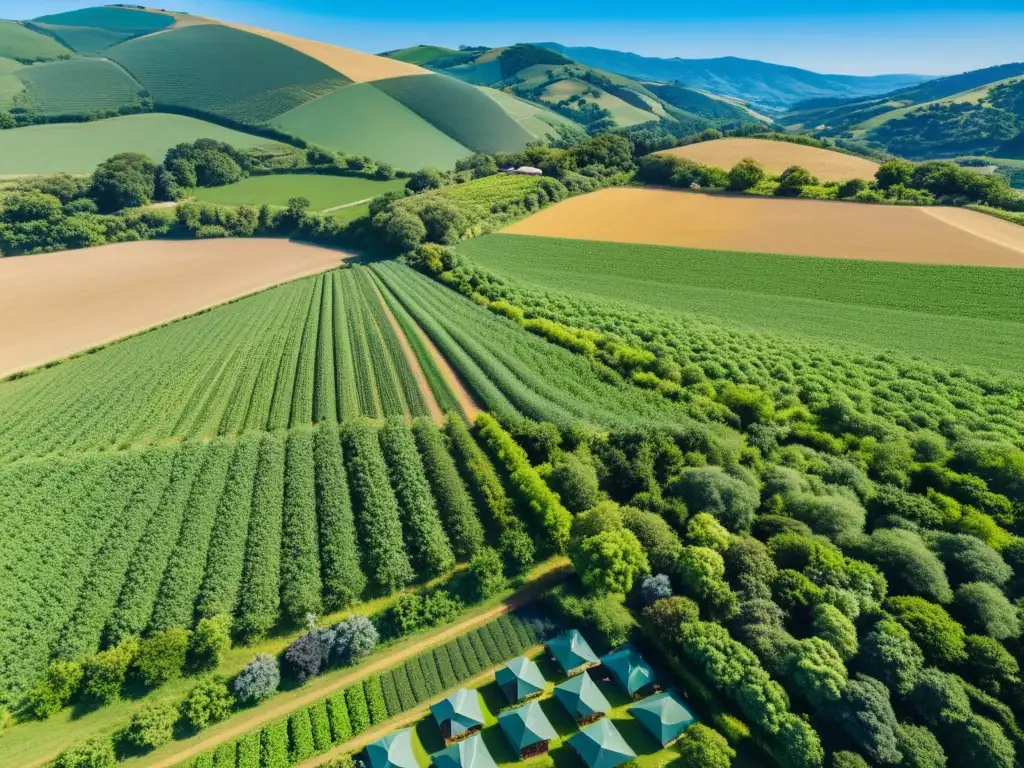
[431, 688, 486, 741]
[431, 733, 497, 768]
[547, 630, 599, 675]
[567, 719, 637, 768]
[498, 700, 559, 757]
[600, 645, 656, 697]
[628, 690, 696, 746]
[553, 671, 611, 723]
[364, 729, 419, 768]
[495, 656, 547, 703]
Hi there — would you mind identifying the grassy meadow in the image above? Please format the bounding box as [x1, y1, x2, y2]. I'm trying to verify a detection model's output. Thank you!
[459, 234, 1024, 372]
[191, 174, 405, 211]
[15, 57, 143, 115]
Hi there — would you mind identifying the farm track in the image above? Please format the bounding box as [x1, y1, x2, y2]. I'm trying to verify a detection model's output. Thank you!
[131, 570, 567, 768]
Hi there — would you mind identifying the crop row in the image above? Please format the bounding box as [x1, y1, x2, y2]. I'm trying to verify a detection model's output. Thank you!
[0, 270, 430, 461]
[0, 418, 499, 706]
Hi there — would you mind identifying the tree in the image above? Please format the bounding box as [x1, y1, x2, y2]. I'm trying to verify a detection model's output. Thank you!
[825, 674, 901, 765]
[284, 629, 331, 684]
[811, 602, 858, 660]
[1, 190, 63, 222]
[951, 715, 1015, 768]
[621, 506, 683, 575]
[875, 159, 915, 190]
[547, 453, 600, 513]
[51, 736, 116, 768]
[81, 637, 139, 705]
[775, 165, 818, 196]
[886, 596, 967, 666]
[378, 207, 427, 251]
[468, 546, 507, 600]
[181, 676, 234, 730]
[640, 596, 699, 642]
[959, 635, 1020, 696]
[676, 723, 735, 768]
[857, 618, 923, 696]
[333, 616, 379, 665]
[677, 546, 737, 618]
[232, 654, 280, 705]
[571, 528, 649, 596]
[785, 493, 865, 543]
[722, 536, 777, 599]
[27, 659, 82, 719]
[951, 582, 1021, 640]
[727, 158, 766, 191]
[666, 467, 759, 532]
[929, 533, 1012, 588]
[406, 168, 445, 193]
[832, 752, 869, 768]
[687, 512, 731, 551]
[121, 700, 177, 750]
[189, 615, 232, 671]
[910, 668, 971, 726]
[788, 638, 847, 707]
[571, 500, 624, 540]
[896, 724, 946, 767]
[858, 528, 952, 603]
[639, 573, 673, 605]
[135, 628, 191, 687]
[90, 153, 157, 212]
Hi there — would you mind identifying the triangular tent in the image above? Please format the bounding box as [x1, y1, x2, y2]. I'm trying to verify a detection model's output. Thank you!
[547, 630, 599, 675]
[430, 689, 485, 740]
[365, 729, 419, 768]
[600, 645, 656, 696]
[431, 733, 497, 768]
[567, 719, 637, 768]
[495, 656, 547, 703]
[628, 690, 696, 746]
[553, 672, 611, 721]
[498, 700, 559, 752]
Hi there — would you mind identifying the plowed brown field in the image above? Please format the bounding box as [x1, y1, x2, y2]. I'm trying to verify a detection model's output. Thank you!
[657, 137, 880, 181]
[0, 239, 344, 377]
[502, 187, 1024, 267]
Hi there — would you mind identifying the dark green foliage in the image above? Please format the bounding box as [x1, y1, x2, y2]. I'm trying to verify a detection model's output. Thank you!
[365, 675, 390, 722]
[811, 602, 858, 660]
[135, 628, 191, 687]
[824, 674, 901, 765]
[831, 752, 869, 768]
[392, 666, 417, 711]
[189, 615, 233, 672]
[81, 637, 138, 705]
[378, 669, 402, 718]
[666, 466, 759, 532]
[959, 635, 1020, 696]
[468, 546, 507, 600]
[857, 528, 952, 603]
[896, 724, 947, 768]
[911, 669, 972, 726]
[50, 736, 117, 768]
[261, 719, 289, 768]
[474, 627, 500, 667]
[486, 622, 514, 660]
[412, 418, 485, 559]
[498, 615, 528, 654]
[90, 153, 157, 212]
[887, 596, 967, 666]
[344, 683, 370, 735]
[405, 658, 428, 702]
[181, 676, 234, 730]
[121, 700, 178, 751]
[785, 493, 865, 543]
[788, 637, 847, 707]
[728, 158, 767, 191]
[641, 596, 700, 642]
[310, 700, 332, 752]
[452, 637, 475, 676]
[928, 533, 1012, 589]
[280, 429, 323, 623]
[288, 709, 315, 762]
[857, 618, 924, 696]
[951, 582, 1021, 640]
[342, 420, 414, 593]
[419, 653, 443, 696]
[622, 506, 684, 575]
[435, 645, 459, 688]
[950, 715, 1016, 768]
[546, 452, 601, 513]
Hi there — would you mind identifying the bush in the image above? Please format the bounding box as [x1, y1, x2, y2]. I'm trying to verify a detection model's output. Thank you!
[28, 659, 82, 719]
[952, 714, 1015, 768]
[639, 573, 673, 605]
[333, 615, 379, 664]
[910, 668, 971, 726]
[811, 602, 858, 660]
[676, 723, 735, 768]
[327, 692, 352, 742]
[310, 700, 332, 752]
[622, 506, 683, 575]
[181, 676, 234, 730]
[666, 467, 759, 532]
[951, 582, 1021, 640]
[121, 700, 177, 751]
[232, 654, 280, 705]
[136, 628, 191, 687]
[728, 158, 766, 191]
[547, 453, 601, 513]
[641, 596, 700, 641]
[51, 736, 117, 768]
[284, 630, 330, 684]
[775, 165, 818, 196]
[895, 724, 946, 767]
[857, 528, 952, 603]
[788, 637, 847, 706]
[785, 493, 865, 543]
[857, 618, 923, 696]
[189, 615, 232, 671]
[886, 596, 967, 666]
[686, 512, 731, 551]
[289, 709, 316, 762]
[345, 683, 370, 734]
[571, 528, 650, 596]
[237, 732, 260, 768]
[365, 675, 389, 722]
[960, 635, 1020, 697]
[261, 719, 289, 768]
[677, 546, 737, 619]
[82, 637, 139, 704]
[468, 546, 507, 600]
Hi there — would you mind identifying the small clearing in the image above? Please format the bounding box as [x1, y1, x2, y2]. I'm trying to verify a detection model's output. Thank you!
[0, 239, 344, 378]
[658, 137, 880, 181]
[502, 187, 1024, 267]
[190, 174, 405, 211]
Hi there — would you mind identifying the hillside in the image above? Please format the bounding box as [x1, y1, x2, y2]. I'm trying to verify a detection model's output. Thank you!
[0, 7, 542, 171]
[535, 43, 930, 111]
[781, 62, 1024, 161]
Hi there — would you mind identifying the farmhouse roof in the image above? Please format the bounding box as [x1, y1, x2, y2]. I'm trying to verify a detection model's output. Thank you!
[553, 671, 611, 720]
[431, 734, 497, 768]
[600, 645, 656, 696]
[627, 690, 697, 746]
[365, 729, 419, 768]
[567, 719, 636, 768]
[498, 700, 559, 751]
[547, 630, 598, 674]
[495, 656, 547, 702]
[430, 689, 485, 737]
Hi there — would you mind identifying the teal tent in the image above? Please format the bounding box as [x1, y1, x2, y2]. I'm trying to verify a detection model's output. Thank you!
[628, 690, 696, 746]
[431, 688, 485, 740]
[498, 700, 558, 755]
[600, 645, 656, 697]
[567, 719, 637, 768]
[553, 671, 611, 723]
[495, 656, 547, 703]
[431, 734, 497, 768]
[365, 729, 419, 768]
[547, 630, 599, 675]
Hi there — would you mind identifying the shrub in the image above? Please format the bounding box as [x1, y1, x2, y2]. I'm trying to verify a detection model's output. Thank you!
[345, 683, 370, 734]
[213, 742, 236, 768]
[832, 752, 869, 768]
[82, 637, 139, 704]
[289, 709, 315, 762]
[676, 723, 735, 768]
[237, 732, 260, 768]
[788, 637, 847, 706]
[121, 700, 177, 751]
[785, 492, 865, 543]
[641, 596, 700, 641]
[959, 635, 1020, 696]
[686, 512, 732, 551]
[728, 158, 766, 191]
[951, 582, 1021, 640]
[857, 618, 923, 696]
[28, 659, 82, 719]
[910, 668, 971, 726]
[677, 546, 737, 619]
[666, 467, 759, 532]
[825, 674, 901, 765]
[895, 724, 946, 767]
[886, 596, 967, 666]
[261, 719, 289, 768]
[327, 692, 352, 742]
[857, 528, 952, 603]
[232, 654, 280, 705]
[284, 629, 330, 684]
[51, 736, 116, 768]
[571, 528, 650, 596]
[639, 573, 673, 605]
[136, 628, 191, 687]
[310, 700, 332, 752]
[775, 165, 818, 196]
[365, 676, 389, 723]
[622, 506, 683, 575]
[928, 533, 1011, 588]
[422, 590, 462, 626]
[435, 645, 458, 688]
[952, 714, 1015, 768]
[547, 453, 601, 513]
[181, 676, 234, 730]
[811, 602, 858, 660]
[468, 546, 507, 600]
[333, 615, 379, 664]
[189, 615, 232, 671]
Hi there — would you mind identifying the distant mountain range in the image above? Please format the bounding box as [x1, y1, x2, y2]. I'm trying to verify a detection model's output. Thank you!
[536, 44, 932, 112]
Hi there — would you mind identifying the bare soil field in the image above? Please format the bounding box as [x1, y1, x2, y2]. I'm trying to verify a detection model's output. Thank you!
[502, 187, 1024, 267]
[225, 22, 429, 82]
[658, 137, 880, 181]
[0, 239, 344, 378]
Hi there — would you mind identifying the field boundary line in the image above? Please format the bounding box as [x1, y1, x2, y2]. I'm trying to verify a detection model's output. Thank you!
[321, 197, 373, 214]
[368, 278, 444, 424]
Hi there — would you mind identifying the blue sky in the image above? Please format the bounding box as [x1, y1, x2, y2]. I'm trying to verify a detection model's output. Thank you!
[8, 0, 1024, 75]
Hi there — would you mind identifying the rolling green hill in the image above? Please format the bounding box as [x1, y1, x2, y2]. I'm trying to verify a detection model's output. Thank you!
[14, 58, 144, 116]
[0, 21, 71, 63]
[28, 6, 174, 55]
[382, 44, 475, 66]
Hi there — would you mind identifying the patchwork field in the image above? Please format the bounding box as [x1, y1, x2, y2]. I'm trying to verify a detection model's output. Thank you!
[0, 239, 343, 378]
[0, 114, 280, 174]
[271, 83, 471, 169]
[14, 57, 143, 115]
[502, 187, 1024, 267]
[657, 137, 881, 181]
[459, 233, 1024, 371]
[0, 20, 71, 62]
[539, 78, 654, 127]
[191, 174, 405, 211]
[479, 87, 575, 140]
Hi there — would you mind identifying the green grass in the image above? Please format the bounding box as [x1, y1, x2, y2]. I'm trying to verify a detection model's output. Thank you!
[328, 202, 371, 223]
[441, 175, 545, 208]
[271, 82, 471, 170]
[539, 79, 655, 128]
[458, 234, 1024, 373]
[33, 6, 174, 37]
[443, 59, 504, 87]
[372, 74, 535, 154]
[27, 23, 132, 55]
[0, 57, 25, 108]
[0, 20, 71, 62]
[478, 87, 575, 140]
[108, 25, 349, 125]
[0, 114, 281, 174]
[15, 57, 142, 116]
[191, 174, 405, 211]
[385, 45, 467, 65]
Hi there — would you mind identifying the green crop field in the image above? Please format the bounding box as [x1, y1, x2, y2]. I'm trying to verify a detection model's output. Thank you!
[373, 73, 534, 154]
[191, 174, 406, 211]
[327, 201, 370, 223]
[33, 6, 175, 37]
[27, 23, 131, 56]
[478, 86, 574, 140]
[458, 234, 1024, 372]
[14, 57, 143, 116]
[0, 114, 281, 174]
[0, 57, 25, 107]
[271, 83, 471, 170]
[441, 174, 545, 208]
[0, 20, 71, 62]
[384, 44, 465, 65]
[108, 25, 349, 125]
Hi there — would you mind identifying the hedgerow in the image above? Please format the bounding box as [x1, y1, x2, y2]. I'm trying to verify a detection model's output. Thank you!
[326, 692, 351, 742]
[280, 428, 323, 623]
[288, 709, 315, 762]
[309, 700, 332, 753]
[405, 658, 428, 702]
[435, 645, 458, 688]
[364, 675, 389, 724]
[260, 719, 289, 768]
[392, 665, 417, 710]
[344, 683, 370, 734]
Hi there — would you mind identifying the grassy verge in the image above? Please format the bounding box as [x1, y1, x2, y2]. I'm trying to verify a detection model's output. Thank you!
[967, 203, 1024, 226]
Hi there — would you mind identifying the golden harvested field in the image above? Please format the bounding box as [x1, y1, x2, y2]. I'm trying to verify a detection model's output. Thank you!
[224, 22, 429, 82]
[658, 137, 880, 181]
[502, 187, 1024, 267]
[0, 239, 344, 377]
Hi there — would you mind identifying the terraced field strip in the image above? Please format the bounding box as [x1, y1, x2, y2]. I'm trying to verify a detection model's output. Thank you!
[502, 187, 1024, 267]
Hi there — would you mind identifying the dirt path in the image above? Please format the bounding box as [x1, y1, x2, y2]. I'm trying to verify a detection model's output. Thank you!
[408, 316, 482, 422]
[137, 571, 566, 768]
[369, 280, 444, 425]
[918, 206, 1024, 257]
[321, 197, 373, 214]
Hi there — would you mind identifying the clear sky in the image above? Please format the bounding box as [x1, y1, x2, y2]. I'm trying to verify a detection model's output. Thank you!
[8, 0, 1024, 76]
